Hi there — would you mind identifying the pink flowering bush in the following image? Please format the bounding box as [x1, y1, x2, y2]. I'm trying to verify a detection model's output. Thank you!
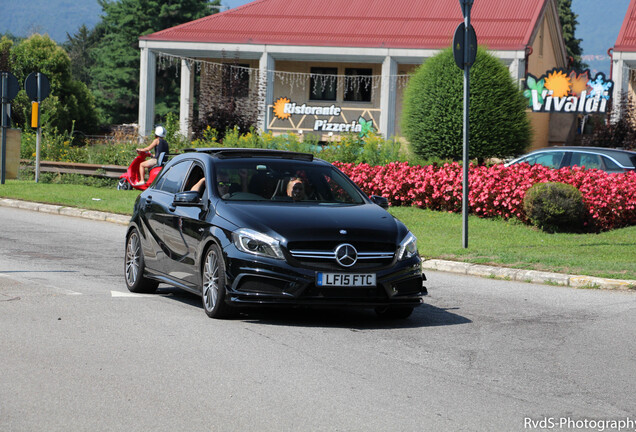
[334, 161, 636, 232]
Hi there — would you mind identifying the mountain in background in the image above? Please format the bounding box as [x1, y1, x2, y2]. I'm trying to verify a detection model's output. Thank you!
[0, 0, 102, 43]
[576, 0, 630, 76]
[0, 0, 629, 76]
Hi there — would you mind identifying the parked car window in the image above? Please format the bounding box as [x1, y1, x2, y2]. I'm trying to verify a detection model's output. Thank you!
[507, 147, 636, 173]
[154, 161, 193, 194]
[600, 156, 623, 172]
[532, 151, 564, 169]
[571, 152, 602, 170]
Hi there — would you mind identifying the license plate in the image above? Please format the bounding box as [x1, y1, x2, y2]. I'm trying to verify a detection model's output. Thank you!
[316, 273, 376, 287]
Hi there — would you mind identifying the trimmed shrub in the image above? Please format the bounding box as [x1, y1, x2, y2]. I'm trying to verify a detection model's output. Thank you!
[401, 47, 531, 161]
[523, 182, 585, 232]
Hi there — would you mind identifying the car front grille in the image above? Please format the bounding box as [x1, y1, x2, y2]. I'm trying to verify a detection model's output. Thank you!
[287, 241, 396, 270]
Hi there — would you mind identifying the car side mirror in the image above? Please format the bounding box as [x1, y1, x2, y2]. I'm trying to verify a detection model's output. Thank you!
[173, 191, 203, 207]
[370, 195, 389, 209]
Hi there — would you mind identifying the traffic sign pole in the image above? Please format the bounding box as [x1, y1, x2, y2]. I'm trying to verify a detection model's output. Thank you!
[25, 71, 50, 183]
[1, 73, 7, 185]
[459, 0, 474, 249]
[462, 1, 470, 249]
[35, 73, 41, 183]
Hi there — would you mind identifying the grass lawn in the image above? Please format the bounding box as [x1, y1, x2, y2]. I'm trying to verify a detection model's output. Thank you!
[2, 180, 635, 280]
[391, 207, 636, 281]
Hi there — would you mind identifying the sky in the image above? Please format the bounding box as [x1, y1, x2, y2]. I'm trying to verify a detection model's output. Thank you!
[574, 0, 630, 76]
[221, 0, 250, 8]
[223, 0, 252, 9]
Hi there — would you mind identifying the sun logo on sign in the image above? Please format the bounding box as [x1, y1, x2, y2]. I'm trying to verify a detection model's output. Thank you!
[544, 70, 571, 98]
[273, 97, 291, 120]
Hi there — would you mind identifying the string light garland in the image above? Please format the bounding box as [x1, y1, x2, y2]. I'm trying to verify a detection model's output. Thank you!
[155, 52, 413, 94]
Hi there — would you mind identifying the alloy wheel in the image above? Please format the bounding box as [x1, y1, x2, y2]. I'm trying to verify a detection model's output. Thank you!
[203, 250, 220, 312]
[125, 232, 140, 286]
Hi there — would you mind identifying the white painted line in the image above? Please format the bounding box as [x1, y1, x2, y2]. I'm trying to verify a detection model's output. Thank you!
[54, 287, 82, 296]
[111, 290, 146, 298]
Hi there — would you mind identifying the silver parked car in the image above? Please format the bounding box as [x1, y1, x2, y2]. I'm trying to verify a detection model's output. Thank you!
[505, 146, 636, 173]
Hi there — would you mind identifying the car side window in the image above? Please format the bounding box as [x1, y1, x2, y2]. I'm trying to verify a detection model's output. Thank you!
[534, 152, 564, 169]
[516, 155, 537, 165]
[601, 156, 623, 172]
[183, 164, 206, 194]
[154, 161, 193, 194]
[573, 153, 602, 170]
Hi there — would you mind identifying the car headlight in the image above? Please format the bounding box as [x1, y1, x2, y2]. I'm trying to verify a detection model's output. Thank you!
[232, 228, 284, 260]
[397, 232, 418, 261]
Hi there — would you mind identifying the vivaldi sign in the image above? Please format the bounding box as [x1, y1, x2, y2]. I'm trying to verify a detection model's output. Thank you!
[272, 97, 374, 136]
[524, 69, 613, 114]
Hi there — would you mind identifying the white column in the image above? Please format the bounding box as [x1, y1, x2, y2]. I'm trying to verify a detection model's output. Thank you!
[380, 56, 397, 139]
[258, 51, 275, 133]
[611, 52, 625, 122]
[179, 59, 194, 138]
[138, 46, 156, 139]
[510, 52, 526, 84]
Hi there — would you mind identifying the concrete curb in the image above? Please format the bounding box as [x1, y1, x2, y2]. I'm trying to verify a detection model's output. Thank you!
[1, 197, 634, 291]
[421, 259, 636, 291]
[0, 198, 130, 226]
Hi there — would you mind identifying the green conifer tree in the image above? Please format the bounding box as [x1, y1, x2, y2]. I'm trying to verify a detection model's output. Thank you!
[90, 0, 220, 125]
[557, 0, 587, 70]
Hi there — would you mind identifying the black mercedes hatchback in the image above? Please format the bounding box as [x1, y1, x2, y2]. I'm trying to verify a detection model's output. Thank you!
[124, 148, 426, 319]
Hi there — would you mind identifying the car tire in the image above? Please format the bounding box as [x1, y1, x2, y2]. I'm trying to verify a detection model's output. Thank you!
[125, 229, 158, 293]
[117, 179, 132, 190]
[201, 244, 235, 319]
[375, 306, 414, 319]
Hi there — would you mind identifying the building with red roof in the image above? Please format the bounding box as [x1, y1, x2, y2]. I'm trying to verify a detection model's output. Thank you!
[612, 0, 636, 116]
[138, 0, 568, 149]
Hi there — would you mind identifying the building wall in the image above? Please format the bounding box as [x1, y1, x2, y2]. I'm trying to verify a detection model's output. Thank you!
[526, 3, 574, 150]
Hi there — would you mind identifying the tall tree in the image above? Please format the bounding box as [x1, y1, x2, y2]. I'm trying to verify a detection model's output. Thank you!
[10, 34, 99, 133]
[0, 36, 13, 72]
[557, 0, 587, 70]
[63, 24, 104, 87]
[91, 0, 220, 125]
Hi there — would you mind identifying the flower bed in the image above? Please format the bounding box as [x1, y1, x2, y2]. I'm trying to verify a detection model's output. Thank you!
[334, 161, 636, 232]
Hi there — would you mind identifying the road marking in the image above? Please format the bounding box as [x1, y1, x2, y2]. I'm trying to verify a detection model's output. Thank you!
[50, 286, 82, 295]
[111, 290, 146, 298]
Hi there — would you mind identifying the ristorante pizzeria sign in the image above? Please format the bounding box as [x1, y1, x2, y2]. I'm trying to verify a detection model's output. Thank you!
[272, 97, 374, 134]
[524, 69, 613, 114]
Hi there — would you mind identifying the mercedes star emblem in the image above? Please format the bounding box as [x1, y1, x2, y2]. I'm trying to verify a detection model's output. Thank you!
[335, 243, 357, 267]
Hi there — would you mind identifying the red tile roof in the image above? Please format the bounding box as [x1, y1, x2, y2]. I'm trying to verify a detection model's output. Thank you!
[615, 0, 636, 51]
[141, 0, 547, 51]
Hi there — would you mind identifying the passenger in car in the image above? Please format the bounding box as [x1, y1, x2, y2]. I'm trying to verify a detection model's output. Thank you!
[287, 177, 306, 201]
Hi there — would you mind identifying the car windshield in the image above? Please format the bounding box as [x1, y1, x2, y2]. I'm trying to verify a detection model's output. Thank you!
[214, 159, 366, 204]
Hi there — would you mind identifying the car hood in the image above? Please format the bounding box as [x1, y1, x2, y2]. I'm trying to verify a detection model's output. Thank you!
[215, 201, 406, 246]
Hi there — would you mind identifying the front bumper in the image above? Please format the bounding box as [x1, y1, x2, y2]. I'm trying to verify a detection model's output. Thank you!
[224, 251, 426, 308]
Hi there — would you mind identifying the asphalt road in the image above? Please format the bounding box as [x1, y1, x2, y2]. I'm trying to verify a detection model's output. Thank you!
[1, 206, 635, 432]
